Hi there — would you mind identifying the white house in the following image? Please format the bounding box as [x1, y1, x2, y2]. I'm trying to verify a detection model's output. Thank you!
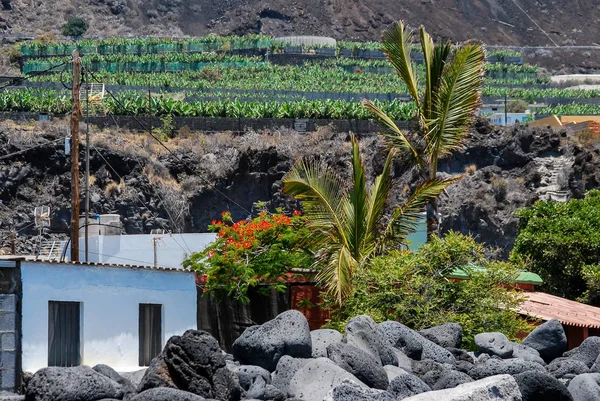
[75, 232, 217, 268]
[488, 112, 531, 126]
[0, 258, 197, 383]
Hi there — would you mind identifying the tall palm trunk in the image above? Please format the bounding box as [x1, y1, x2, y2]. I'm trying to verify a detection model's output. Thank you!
[426, 199, 439, 241]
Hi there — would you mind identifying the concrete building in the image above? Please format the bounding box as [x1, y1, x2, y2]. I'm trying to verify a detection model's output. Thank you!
[75, 232, 216, 269]
[0, 257, 197, 392]
[488, 112, 531, 126]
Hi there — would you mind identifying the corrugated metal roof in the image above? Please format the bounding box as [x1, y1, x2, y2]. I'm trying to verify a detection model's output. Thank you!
[10, 258, 191, 274]
[519, 292, 600, 329]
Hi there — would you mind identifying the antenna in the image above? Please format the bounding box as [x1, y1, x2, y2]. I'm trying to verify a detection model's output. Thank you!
[79, 83, 105, 105]
[34, 206, 51, 228]
[33, 206, 50, 257]
[150, 229, 166, 268]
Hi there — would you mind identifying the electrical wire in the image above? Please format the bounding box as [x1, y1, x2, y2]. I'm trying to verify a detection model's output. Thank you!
[0, 136, 66, 161]
[0, 61, 68, 92]
[89, 142, 192, 256]
[83, 67, 259, 218]
[90, 143, 160, 221]
[507, 0, 558, 46]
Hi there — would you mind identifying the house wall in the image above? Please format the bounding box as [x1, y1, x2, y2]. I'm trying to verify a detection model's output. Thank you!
[77, 233, 216, 269]
[20, 262, 196, 372]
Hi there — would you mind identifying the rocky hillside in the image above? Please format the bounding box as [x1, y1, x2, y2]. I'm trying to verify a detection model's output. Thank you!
[0, 118, 598, 256]
[1, 0, 600, 46]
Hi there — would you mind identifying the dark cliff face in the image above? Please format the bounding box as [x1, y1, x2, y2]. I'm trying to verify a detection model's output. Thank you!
[0, 120, 596, 257]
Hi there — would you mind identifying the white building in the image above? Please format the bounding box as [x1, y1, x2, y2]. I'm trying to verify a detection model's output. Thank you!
[76, 233, 216, 269]
[0, 258, 197, 380]
[488, 112, 531, 126]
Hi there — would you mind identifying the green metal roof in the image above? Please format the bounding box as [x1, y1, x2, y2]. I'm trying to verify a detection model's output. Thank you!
[446, 265, 543, 285]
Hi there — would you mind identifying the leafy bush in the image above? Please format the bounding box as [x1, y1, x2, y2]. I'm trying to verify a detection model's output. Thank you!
[512, 190, 600, 304]
[183, 211, 314, 303]
[325, 232, 532, 350]
[62, 17, 89, 37]
[581, 265, 600, 305]
[154, 114, 173, 142]
[507, 99, 528, 113]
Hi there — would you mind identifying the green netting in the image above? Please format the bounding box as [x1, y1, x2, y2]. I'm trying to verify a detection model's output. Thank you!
[78, 45, 96, 55]
[186, 42, 206, 52]
[124, 45, 139, 54]
[154, 43, 179, 53]
[98, 45, 111, 55]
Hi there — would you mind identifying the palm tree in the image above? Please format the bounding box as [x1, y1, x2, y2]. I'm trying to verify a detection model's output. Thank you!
[282, 134, 457, 305]
[363, 21, 486, 240]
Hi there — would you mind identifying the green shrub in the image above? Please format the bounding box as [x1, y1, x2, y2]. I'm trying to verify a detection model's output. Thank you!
[325, 232, 532, 350]
[62, 17, 89, 37]
[507, 99, 528, 113]
[581, 264, 600, 305]
[512, 190, 600, 304]
[154, 114, 174, 142]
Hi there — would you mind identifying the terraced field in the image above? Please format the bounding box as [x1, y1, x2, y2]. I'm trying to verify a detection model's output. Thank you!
[6, 35, 600, 119]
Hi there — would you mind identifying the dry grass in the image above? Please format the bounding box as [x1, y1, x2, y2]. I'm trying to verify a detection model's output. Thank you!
[573, 129, 600, 148]
[104, 180, 122, 198]
[465, 164, 477, 175]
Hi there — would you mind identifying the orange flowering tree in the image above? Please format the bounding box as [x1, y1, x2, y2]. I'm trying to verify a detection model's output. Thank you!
[183, 210, 315, 303]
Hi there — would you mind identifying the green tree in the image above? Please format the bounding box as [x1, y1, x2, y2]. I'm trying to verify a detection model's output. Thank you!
[327, 232, 532, 350]
[62, 17, 89, 37]
[282, 134, 456, 305]
[363, 21, 485, 240]
[512, 190, 600, 304]
[507, 99, 529, 113]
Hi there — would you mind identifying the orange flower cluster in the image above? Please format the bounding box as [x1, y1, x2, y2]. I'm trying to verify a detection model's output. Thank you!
[209, 211, 296, 252]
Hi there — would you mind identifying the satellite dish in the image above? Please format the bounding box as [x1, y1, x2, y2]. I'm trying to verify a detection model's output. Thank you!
[33, 206, 51, 228]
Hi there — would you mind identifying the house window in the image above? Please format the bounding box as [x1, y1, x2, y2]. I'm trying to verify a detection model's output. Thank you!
[48, 301, 81, 367]
[139, 304, 162, 366]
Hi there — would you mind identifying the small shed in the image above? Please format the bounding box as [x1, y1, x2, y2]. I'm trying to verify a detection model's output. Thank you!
[0, 257, 198, 392]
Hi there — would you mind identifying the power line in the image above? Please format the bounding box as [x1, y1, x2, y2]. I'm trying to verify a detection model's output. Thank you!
[90, 143, 161, 221]
[83, 67, 259, 218]
[90, 142, 192, 255]
[89, 116, 185, 234]
[507, 0, 558, 46]
[0, 136, 66, 161]
[0, 61, 68, 92]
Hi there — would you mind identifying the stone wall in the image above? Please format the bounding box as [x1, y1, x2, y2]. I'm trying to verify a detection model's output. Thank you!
[0, 113, 410, 134]
[0, 261, 22, 393]
[0, 294, 17, 392]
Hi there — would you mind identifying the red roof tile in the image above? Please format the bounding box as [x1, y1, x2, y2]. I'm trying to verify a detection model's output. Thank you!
[519, 292, 600, 329]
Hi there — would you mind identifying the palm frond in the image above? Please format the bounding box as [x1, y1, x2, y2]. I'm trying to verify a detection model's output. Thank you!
[282, 158, 347, 233]
[426, 43, 485, 164]
[377, 176, 461, 251]
[362, 148, 396, 257]
[381, 21, 420, 105]
[362, 99, 421, 168]
[315, 244, 358, 306]
[420, 27, 434, 118]
[344, 134, 368, 260]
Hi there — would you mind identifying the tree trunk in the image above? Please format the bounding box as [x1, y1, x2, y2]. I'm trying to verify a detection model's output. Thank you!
[426, 199, 439, 241]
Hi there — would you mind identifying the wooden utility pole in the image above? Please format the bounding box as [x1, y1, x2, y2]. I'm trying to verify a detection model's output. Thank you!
[70, 49, 81, 262]
[9, 231, 15, 254]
